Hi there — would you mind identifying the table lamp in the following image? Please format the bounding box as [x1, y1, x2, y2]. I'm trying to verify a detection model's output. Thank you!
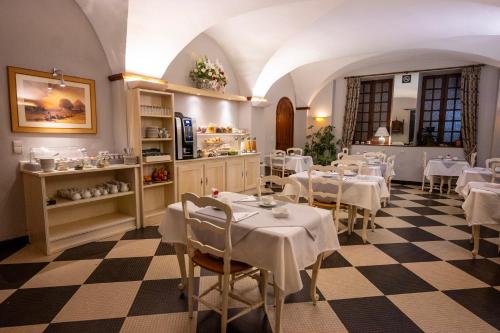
[374, 127, 389, 145]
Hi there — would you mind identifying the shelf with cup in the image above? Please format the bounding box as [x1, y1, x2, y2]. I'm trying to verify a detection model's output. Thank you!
[127, 88, 177, 227]
[21, 164, 140, 255]
[46, 191, 135, 210]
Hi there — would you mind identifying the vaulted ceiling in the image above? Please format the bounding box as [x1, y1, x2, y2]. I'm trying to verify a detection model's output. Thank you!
[76, 0, 500, 104]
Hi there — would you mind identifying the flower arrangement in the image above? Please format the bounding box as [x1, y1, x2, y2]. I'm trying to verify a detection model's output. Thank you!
[189, 55, 228, 92]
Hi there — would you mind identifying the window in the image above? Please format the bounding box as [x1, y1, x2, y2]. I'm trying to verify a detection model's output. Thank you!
[419, 74, 462, 145]
[353, 79, 393, 143]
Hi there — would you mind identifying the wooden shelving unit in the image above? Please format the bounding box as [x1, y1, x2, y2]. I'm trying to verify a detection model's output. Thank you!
[166, 83, 247, 102]
[127, 88, 176, 226]
[22, 165, 140, 255]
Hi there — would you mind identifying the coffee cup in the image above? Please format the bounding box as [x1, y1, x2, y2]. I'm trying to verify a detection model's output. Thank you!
[39, 158, 55, 172]
[261, 196, 274, 205]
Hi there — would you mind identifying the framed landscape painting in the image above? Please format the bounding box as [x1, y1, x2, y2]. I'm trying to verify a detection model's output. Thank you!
[8, 66, 97, 133]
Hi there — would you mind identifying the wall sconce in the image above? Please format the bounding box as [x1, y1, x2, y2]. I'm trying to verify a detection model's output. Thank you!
[51, 68, 66, 87]
[314, 117, 325, 122]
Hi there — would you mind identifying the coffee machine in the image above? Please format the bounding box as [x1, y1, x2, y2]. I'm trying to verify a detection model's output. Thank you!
[175, 112, 197, 160]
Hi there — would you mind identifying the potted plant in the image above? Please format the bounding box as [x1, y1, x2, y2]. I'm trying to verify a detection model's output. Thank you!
[189, 55, 228, 92]
[304, 125, 338, 165]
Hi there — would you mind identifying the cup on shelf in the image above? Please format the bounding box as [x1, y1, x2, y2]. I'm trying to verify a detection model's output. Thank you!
[39, 158, 56, 172]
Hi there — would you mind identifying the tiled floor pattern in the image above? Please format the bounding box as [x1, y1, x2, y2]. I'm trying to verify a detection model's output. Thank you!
[0, 184, 499, 332]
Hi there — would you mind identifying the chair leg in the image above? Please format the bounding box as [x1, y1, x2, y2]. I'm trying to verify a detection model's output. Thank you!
[188, 258, 195, 319]
[260, 270, 268, 313]
[370, 212, 376, 232]
[362, 209, 370, 243]
[220, 273, 230, 333]
[310, 253, 323, 306]
[447, 177, 452, 194]
[471, 225, 480, 258]
[439, 176, 444, 194]
[421, 174, 425, 191]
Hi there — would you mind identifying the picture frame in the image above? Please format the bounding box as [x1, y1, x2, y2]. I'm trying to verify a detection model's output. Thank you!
[7, 66, 97, 134]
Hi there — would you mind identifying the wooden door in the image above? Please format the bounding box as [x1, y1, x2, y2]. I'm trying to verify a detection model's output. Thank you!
[204, 161, 226, 195]
[176, 162, 204, 200]
[276, 97, 294, 151]
[244, 156, 260, 190]
[226, 159, 245, 193]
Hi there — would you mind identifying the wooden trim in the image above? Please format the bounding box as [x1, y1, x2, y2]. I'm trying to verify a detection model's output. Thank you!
[344, 64, 483, 79]
[167, 83, 247, 102]
[295, 106, 310, 110]
[7, 66, 97, 134]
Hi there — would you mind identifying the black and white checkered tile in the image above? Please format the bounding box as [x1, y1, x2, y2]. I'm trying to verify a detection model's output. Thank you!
[0, 184, 498, 332]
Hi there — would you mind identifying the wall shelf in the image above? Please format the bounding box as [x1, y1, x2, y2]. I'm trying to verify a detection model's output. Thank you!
[47, 191, 135, 210]
[166, 83, 247, 102]
[142, 160, 173, 165]
[142, 138, 172, 142]
[140, 114, 172, 118]
[143, 181, 173, 189]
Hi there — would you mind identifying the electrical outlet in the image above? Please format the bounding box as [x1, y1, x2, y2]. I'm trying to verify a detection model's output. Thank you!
[12, 140, 23, 154]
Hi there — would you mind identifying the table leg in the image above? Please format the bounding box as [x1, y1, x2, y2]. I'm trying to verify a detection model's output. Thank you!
[471, 225, 480, 258]
[429, 176, 434, 193]
[273, 283, 284, 333]
[310, 253, 323, 305]
[439, 176, 444, 194]
[370, 212, 376, 232]
[447, 177, 452, 194]
[174, 243, 187, 290]
[362, 209, 370, 243]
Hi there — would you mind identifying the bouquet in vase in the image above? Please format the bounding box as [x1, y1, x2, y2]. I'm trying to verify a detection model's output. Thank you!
[189, 55, 228, 92]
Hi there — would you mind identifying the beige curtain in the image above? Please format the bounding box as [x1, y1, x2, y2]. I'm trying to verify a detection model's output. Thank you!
[461, 66, 481, 163]
[341, 77, 361, 148]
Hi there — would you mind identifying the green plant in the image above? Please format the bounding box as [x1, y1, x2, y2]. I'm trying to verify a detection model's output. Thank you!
[304, 125, 338, 165]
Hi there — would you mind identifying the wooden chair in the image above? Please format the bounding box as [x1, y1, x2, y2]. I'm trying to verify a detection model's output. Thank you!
[257, 175, 300, 203]
[286, 147, 303, 156]
[337, 152, 346, 160]
[385, 155, 396, 203]
[269, 150, 290, 179]
[491, 161, 500, 182]
[308, 164, 351, 233]
[470, 152, 477, 167]
[363, 151, 387, 162]
[421, 151, 429, 191]
[182, 193, 268, 333]
[342, 147, 349, 155]
[486, 158, 500, 169]
[342, 154, 368, 163]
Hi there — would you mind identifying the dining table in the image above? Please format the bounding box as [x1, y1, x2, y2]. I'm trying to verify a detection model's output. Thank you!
[455, 167, 496, 197]
[424, 158, 470, 193]
[284, 171, 390, 243]
[265, 154, 313, 173]
[461, 182, 500, 257]
[158, 191, 340, 333]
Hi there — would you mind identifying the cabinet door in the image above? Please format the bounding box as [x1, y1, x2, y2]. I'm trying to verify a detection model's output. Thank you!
[204, 161, 226, 195]
[226, 159, 245, 193]
[244, 156, 260, 190]
[177, 163, 204, 200]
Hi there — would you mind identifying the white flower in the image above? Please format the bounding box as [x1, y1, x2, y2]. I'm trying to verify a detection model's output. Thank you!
[194, 69, 198, 73]
[201, 68, 206, 73]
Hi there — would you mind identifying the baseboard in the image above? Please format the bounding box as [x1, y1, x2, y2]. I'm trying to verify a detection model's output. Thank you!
[0, 235, 29, 251]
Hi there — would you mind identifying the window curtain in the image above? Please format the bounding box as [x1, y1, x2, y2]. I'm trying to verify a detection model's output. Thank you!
[460, 66, 481, 163]
[341, 77, 361, 148]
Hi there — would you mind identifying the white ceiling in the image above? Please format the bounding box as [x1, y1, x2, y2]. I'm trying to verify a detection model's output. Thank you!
[76, 0, 500, 104]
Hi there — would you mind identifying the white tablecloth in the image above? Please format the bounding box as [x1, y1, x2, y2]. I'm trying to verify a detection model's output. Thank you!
[456, 167, 495, 196]
[158, 192, 339, 294]
[285, 171, 389, 213]
[425, 159, 470, 179]
[266, 155, 313, 173]
[359, 163, 395, 178]
[462, 182, 500, 226]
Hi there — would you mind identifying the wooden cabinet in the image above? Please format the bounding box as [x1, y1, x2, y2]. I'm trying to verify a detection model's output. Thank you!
[244, 156, 260, 190]
[204, 161, 225, 195]
[177, 163, 204, 197]
[226, 158, 245, 192]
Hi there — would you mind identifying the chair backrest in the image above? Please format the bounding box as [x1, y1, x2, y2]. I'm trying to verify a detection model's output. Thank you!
[422, 151, 427, 169]
[485, 157, 500, 169]
[308, 164, 345, 206]
[491, 161, 500, 182]
[286, 148, 303, 156]
[470, 152, 477, 167]
[363, 151, 387, 162]
[181, 193, 232, 273]
[342, 148, 349, 155]
[337, 152, 345, 160]
[258, 175, 300, 203]
[332, 159, 364, 173]
[386, 155, 396, 181]
[270, 150, 286, 173]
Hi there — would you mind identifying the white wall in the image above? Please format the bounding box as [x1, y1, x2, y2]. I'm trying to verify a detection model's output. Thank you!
[308, 81, 334, 130]
[0, 0, 114, 241]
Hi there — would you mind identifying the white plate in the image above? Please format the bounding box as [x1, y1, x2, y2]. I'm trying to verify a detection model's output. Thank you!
[259, 201, 277, 207]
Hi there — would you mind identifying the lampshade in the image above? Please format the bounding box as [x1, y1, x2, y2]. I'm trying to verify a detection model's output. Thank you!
[374, 127, 389, 137]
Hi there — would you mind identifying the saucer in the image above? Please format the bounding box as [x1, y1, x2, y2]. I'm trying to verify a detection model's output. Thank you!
[259, 201, 277, 207]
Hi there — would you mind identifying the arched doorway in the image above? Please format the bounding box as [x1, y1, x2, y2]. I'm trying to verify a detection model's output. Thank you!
[276, 97, 294, 151]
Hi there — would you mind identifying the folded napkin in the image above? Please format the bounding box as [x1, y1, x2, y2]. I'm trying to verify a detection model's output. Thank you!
[233, 211, 259, 222]
[234, 196, 258, 202]
[196, 206, 259, 223]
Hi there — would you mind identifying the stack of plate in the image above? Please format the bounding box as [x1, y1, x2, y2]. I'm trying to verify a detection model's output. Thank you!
[145, 127, 159, 138]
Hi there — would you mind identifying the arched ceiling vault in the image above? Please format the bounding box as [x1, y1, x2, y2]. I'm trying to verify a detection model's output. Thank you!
[76, 0, 500, 100]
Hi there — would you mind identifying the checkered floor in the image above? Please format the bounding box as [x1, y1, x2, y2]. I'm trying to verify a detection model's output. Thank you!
[0, 184, 499, 333]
